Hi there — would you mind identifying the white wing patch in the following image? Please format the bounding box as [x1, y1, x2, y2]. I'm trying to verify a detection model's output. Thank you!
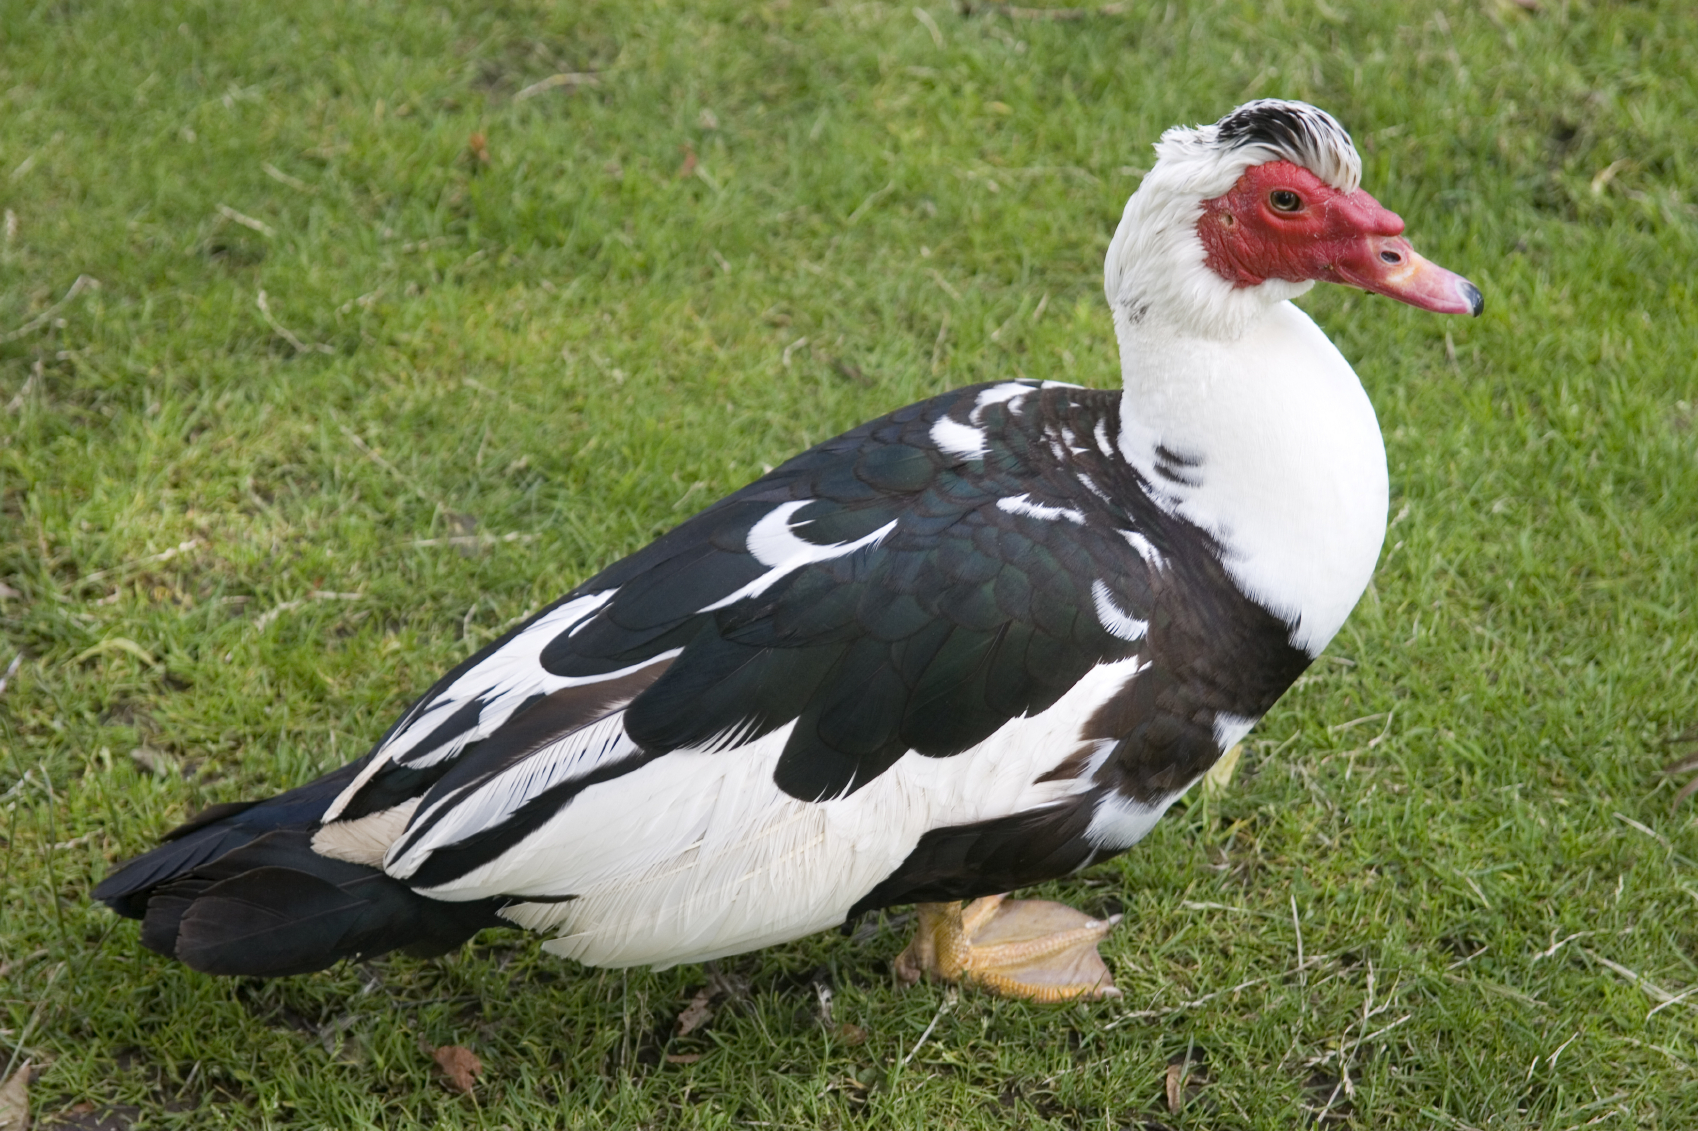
[700, 501, 897, 613]
[1074, 474, 1113, 504]
[1120, 529, 1165, 569]
[1212, 711, 1258, 752]
[996, 494, 1086, 525]
[1085, 790, 1185, 850]
[385, 712, 640, 880]
[1091, 579, 1148, 643]
[970, 382, 1034, 423]
[1094, 418, 1116, 456]
[1085, 713, 1255, 853]
[930, 415, 988, 460]
[324, 589, 619, 822]
[1057, 424, 1095, 457]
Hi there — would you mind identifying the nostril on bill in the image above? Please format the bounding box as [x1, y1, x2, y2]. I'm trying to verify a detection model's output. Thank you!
[1379, 250, 1402, 264]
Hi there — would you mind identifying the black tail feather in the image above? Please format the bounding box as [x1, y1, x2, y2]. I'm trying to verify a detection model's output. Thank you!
[175, 866, 368, 975]
[159, 800, 264, 841]
[94, 762, 365, 919]
[97, 824, 270, 920]
[134, 830, 502, 976]
[96, 762, 503, 977]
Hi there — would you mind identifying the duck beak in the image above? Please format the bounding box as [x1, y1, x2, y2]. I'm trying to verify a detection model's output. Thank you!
[1333, 235, 1484, 317]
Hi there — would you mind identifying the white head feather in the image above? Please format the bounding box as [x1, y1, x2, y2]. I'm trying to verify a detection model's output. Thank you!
[1104, 100, 1364, 341]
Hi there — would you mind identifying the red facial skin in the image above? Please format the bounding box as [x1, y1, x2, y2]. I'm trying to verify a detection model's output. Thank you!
[1197, 161, 1482, 316]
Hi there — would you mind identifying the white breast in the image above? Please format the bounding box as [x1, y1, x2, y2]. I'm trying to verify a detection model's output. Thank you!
[1116, 301, 1388, 656]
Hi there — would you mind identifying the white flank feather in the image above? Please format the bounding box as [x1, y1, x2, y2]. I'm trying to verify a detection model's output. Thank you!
[385, 712, 640, 880]
[410, 655, 1152, 968]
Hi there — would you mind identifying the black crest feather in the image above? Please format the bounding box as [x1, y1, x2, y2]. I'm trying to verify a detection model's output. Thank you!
[1215, 99, 1359, 191]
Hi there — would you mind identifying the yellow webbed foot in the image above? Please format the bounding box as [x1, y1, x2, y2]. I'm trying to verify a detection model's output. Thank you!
[894, 894, 1121, 1002]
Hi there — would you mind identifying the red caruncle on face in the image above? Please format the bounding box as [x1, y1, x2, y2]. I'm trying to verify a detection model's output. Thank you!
[1196, 160, 1482, 317]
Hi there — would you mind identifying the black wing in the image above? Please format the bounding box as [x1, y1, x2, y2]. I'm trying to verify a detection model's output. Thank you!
[334, 380, 1166, 838]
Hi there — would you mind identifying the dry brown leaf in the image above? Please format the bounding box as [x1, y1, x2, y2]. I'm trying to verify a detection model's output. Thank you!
[430, 1045, 482, 1093]
[1165, 1060, 1183, 1114]
[129, 745, 178, 777]
[677, 146, 698, 179]
[467, 133, 490, 166]
[676, 988, 714, 1036]
[0, 1062, 29, 1131]
[833, 1023, 868, 1046]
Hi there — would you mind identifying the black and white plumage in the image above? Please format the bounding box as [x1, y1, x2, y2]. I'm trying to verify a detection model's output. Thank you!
[97, 100, 1480, 979]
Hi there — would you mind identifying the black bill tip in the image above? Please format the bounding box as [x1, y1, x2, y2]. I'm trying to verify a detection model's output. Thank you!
[1461, 280, 1484, 318]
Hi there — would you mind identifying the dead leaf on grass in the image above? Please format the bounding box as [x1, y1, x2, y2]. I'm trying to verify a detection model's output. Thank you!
[833, 1023, 868, 1046]
[664, 1053, 702, 1065]
[0, 1062, 29, 1131]
[676, 987, 714, 1036]
[129, 745, 178, 777]
[1163, 1047, 1209, 1115]
[42, 1101, 142, 1131]
[429, 1045, 483, 1093]
[831, 358, 869, 386]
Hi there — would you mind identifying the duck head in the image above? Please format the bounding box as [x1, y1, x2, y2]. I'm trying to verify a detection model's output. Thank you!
[1105, 99, 1482, 341]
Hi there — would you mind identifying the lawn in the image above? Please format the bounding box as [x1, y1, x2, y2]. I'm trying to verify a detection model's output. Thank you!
[2, 0, 1697, 1126]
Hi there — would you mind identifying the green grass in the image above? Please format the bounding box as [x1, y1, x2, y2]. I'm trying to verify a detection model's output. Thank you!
[3, 0, 1697, 1126]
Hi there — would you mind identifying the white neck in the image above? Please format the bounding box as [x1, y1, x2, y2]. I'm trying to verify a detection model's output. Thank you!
[1112, 300, 1388, 657]
[1103, 169, 1389, 656]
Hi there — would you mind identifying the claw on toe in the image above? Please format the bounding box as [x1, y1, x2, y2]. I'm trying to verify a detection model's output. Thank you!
[895, 894, 1121, 1002]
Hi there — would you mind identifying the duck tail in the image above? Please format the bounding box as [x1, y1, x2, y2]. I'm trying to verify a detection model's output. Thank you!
[93, 765, 500, 977]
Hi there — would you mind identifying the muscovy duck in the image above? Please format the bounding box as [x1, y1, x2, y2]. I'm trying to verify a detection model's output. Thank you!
[97, 100, 1481, 1002]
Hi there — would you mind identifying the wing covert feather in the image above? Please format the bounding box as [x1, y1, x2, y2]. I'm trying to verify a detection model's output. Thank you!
[334, 381, 1162, 836]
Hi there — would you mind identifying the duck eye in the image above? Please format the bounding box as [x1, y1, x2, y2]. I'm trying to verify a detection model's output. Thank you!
[1269, 189, 1302, 213]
